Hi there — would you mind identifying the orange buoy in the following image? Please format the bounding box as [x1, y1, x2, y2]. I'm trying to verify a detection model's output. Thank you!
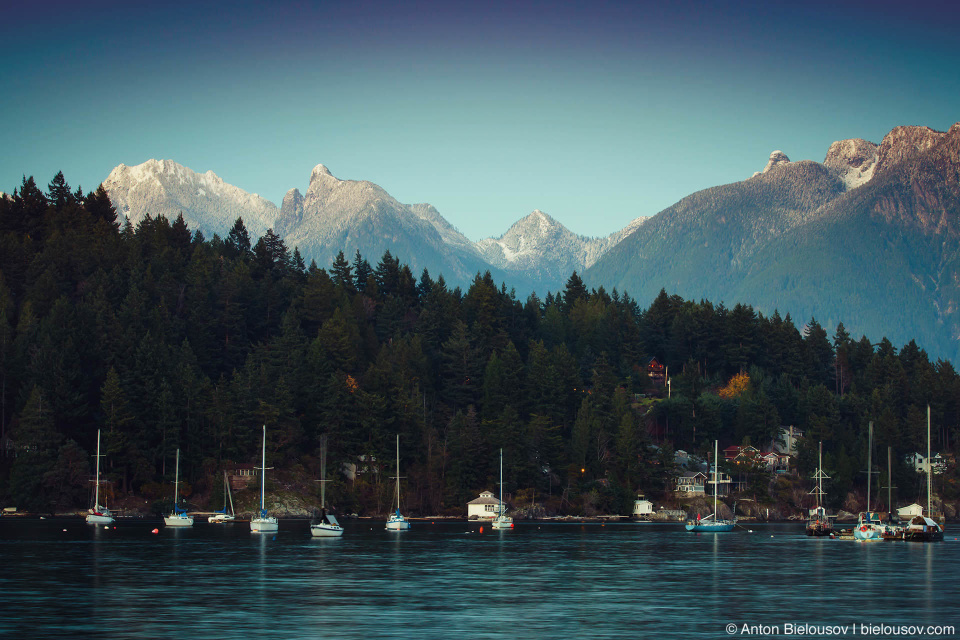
[151, 528, 159, 534]
[480, 526, 483, 533]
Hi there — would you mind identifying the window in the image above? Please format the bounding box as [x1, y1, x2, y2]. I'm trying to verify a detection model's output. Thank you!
[485, 504, 495, 512]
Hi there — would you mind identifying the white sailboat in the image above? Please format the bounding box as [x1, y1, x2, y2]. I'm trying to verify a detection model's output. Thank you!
[208, 470, 236, 523]
[164, 448, 194, 527]
[86, 429, 115, 525]
[491, 448, 513, 530]
[685, 440, 734, 532]
[250, 425, 278, 533]
[310, 434, 343, 537]
[385, 434, 411, 531]
[854, 421, 883, 541]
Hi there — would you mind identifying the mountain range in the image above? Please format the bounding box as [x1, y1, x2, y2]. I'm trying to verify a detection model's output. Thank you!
[102, 121, 960, 361]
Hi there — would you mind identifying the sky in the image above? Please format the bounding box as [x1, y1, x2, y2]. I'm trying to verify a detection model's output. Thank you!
[1, 0, 958, 240]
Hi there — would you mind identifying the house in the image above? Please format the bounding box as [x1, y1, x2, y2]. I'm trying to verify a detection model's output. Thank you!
[905, 452, 947, 475]
[775, 426, 804, 455]
[897, 503, 925, 520]
[675, 471, 707, 496]
[674, 450, 691, 468]
[724, 445, 761, 466]
[230, 463, 257, 490]
[705, 468, 733, 497]
[633, 495, 654, 518]
[647, 357, 666, 383]
[467, 491, 505, 520]
[760, 451, 790, 473]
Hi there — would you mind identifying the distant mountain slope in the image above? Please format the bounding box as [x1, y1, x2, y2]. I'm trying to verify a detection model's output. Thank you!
[585, 122, 960, 361]
[103, 159, 279, 239]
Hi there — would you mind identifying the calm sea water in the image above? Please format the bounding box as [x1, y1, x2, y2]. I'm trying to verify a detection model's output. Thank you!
[2, 518, 959, 639]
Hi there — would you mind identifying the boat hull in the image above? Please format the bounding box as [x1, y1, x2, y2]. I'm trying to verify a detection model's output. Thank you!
[385, 517, 411, 530]
[853, 524, 882, 541]
[86, 512, 115, 525]
[491, 517, 514, 529]
[164, 515, 194, 527]
[250, 517, 278, 533]
[310, 523, 344, 537]
[208, 514, 235, 523]
[685, 521, 734, 532]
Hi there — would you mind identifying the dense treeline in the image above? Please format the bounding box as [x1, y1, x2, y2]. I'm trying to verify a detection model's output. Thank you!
[1, 173, 958, 515]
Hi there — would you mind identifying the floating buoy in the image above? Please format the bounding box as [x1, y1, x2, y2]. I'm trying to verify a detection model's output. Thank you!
[480, 526, 483, 533]
[151, 528, 159, 534]
[104, 526, 109, 530]
[62, 529, 67, 532]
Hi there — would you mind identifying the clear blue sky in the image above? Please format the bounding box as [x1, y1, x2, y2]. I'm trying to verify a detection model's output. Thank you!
[2, 0, 958, 240]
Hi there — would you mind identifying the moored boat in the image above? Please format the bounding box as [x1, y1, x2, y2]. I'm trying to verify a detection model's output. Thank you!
[250, 425, 278, 533]
[685, 441, 735, 532]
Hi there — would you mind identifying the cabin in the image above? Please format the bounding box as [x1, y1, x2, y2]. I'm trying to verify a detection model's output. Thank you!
[724, 445, 761, 466]
[760, 451, 790, 473]
[897, 503, 925, 520]
[647, 357, 666, 384]
[675, 471, 706, 496]
[230, 463, 257, 490]
[633, 495, 654, 518]
[905, 452, 947, 475]
[467, 491, 505, 520]
[674, 449, 691, 468]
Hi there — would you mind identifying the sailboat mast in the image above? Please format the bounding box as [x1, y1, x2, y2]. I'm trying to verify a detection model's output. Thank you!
[260, 425, 267, 513]
[500, 448, 504, 516]
[817, 441, 822, 513]
[320, 433, 328, 508]
[225, 470, 235, 515]
[94, 429, 101, 508]
[866, 421, 873, 511]
[395, 434, 401, 511]
[713, 440, 718, 516]
[174, 448, 180, 510]
[927, 405, 932, 517]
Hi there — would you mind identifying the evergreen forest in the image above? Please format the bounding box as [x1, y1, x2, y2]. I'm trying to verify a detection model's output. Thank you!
[1, 173, 959, 517]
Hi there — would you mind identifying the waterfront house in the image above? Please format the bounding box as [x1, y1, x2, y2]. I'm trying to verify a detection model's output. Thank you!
[675, 471, 707, 496]
[897, 503, 925, 520]
[760, 451, 790, 473]
[633, 495, 654, 518]
[724, 445, 761, 466]
[467, 491, 505, 520]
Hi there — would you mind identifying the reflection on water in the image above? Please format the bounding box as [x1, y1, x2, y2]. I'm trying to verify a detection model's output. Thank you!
[2, 519, 959, 639]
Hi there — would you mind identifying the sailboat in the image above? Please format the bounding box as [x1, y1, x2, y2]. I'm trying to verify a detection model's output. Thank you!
[250, 425, 278, 533]
[385, 434, 411, 530]
[854, 422, 883, 541]
[685, 440, 734, 532]
[208, 471, 236, 523]
[310, 434, 343, 537]
[805, 442, 833, 536]
[86, 429, 115, 525]
[163, 448, 194, 527]
[904, 406, 944, 542]
[491, 448, 513, 530]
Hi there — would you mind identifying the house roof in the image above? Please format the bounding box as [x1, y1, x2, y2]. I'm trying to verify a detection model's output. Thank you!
[467, 492, 503, 505]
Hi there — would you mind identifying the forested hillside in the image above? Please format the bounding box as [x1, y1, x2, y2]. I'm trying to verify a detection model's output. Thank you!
[1, 173, 958, 516]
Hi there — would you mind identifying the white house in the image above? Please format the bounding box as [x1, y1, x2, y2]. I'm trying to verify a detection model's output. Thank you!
[905, 452, 946, 475]
[633, 495, 654, 518]
[467, 491, 505, 520]
[897, 503, 925, 520]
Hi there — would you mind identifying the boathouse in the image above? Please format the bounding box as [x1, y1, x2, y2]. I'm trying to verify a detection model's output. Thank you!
[467, 491, 505, 520]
